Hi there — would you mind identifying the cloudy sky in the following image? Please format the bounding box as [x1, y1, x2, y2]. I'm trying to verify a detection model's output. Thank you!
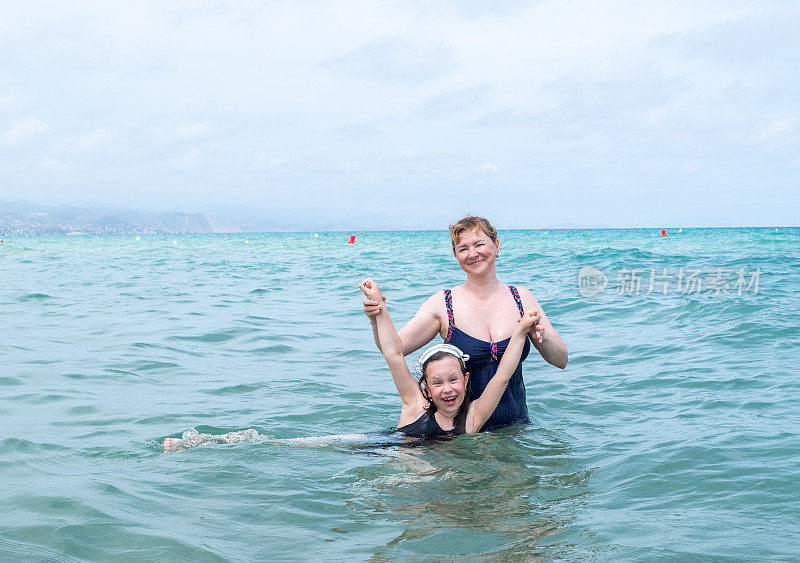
[1, 1, 798, 228]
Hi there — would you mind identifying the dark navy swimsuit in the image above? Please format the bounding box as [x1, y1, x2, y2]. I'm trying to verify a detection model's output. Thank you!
[396, 410, 465, 438]
[443, 286, 531, 431]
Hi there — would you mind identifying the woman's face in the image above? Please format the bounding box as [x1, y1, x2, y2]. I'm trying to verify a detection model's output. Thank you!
[454, 228, 499, 275]
[424, 356, 468, 416]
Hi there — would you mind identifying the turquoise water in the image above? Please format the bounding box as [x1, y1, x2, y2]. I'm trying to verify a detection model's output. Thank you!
[1, 228, 798, 560]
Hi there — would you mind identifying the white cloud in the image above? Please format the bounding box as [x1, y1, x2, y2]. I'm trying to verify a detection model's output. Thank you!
[2, 117, 48, 145]
[75, 128, 114, 150]
[254, 154, 281, 168]
[156, 121, 212, 141]
[0, 1, 797, 226]
[41, 157, 72, 171]
[0, 88, 25, 111]
[756, 118, 797, 144]
[174, 147, 200, 167]
[324, 37, 455, 84]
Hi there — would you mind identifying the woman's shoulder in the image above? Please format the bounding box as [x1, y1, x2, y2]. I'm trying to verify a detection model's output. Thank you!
[507, 283, 533, 296]
[448, 282, 469, 295]
[508, 285, 542, 308]
[420, 289, 447, 308]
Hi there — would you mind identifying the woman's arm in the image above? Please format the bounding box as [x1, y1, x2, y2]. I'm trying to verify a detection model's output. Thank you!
[359, 280, 425, 407]
[518, 287, 568, 369]
[364, 290, 445, 356]
[466, 311, 539, 433]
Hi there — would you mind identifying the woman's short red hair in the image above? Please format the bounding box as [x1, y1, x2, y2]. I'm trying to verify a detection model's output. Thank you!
[449, 216, 498, 255]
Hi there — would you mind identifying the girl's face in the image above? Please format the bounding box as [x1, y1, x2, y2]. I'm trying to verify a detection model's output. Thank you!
[453, 228, 498, 276]
[424, 356, 468, 416]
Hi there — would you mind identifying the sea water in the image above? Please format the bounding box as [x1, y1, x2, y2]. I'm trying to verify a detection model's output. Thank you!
[0, 228, 798, 560]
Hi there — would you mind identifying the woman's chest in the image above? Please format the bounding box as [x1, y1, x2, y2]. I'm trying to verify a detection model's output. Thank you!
[450, 291, 521, 342]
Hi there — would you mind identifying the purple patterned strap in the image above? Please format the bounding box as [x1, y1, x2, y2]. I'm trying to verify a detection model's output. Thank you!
[509, 285, 525, 317]
[444, 289, 454, 343]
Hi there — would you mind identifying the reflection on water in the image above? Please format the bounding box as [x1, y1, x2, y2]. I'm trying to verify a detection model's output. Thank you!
[336, 427, 593, 559]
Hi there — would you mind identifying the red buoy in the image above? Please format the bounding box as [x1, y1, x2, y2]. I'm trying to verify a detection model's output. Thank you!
[661, 229, 667, 237]
[348, 235, 355, 244]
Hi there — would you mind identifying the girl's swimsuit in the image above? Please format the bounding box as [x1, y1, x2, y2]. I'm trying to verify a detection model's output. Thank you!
[396, 410, 465, 438]
[443, 285, 531, 431]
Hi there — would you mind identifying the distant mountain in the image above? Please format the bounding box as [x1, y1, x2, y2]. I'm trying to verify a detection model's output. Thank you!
[0, 201, 243, 235]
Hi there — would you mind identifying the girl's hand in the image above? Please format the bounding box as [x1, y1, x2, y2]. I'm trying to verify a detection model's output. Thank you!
[516, 311, 543, 342]
[358, 278, 384, 304]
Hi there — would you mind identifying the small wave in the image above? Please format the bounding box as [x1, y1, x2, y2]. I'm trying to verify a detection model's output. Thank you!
[23, 359, 58, 365]
[68, 405, 99, 415]
[104, 368, 140, 377]
[573, 247, 660, 262]
[331, 349, 372, 359]
[0, 536, 66, 561]
[205, 382, 269, 395]
[251, 344, 294, 354]
[169, 328, 249, 343]
[135, 361, 180, 371]
[131, 342, 204, 357]
[0, 437, 71, 454]
[19, 293, 54, 301]
[12, 393, 68, 405]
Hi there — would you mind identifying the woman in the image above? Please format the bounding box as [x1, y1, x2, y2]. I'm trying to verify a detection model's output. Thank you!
[364, 216, 567, 431]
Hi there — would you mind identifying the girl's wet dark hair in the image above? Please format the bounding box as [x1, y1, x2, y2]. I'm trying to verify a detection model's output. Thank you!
[419, 351, 471, 431]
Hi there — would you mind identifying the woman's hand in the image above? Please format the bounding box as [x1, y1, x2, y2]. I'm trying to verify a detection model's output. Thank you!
[363, 296, 386, 318]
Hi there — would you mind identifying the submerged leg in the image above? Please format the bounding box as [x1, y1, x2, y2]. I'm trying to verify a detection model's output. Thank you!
[163, 428, 260, 452]
[162, 429, 406, 453]
[268, 433, 372, 447]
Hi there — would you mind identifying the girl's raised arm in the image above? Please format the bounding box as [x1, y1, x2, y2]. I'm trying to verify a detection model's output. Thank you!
[365, 290, 444, 357]
[466, 311, 539, 433]
[359, 279, 424, 408]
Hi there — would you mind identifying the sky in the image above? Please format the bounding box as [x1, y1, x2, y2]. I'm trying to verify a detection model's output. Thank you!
[1, 0, 798, 228]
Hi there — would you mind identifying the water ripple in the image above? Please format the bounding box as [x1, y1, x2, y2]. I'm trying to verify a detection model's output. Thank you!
[1, 229, 798, 560]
